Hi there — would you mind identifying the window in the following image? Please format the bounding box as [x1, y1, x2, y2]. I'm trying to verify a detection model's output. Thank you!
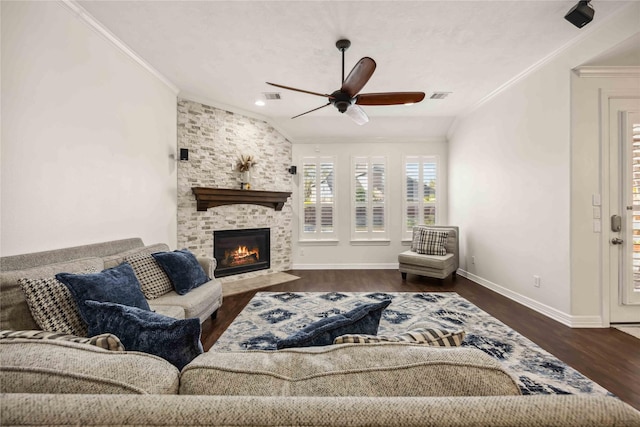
[403, 156, 438, 240]
[300, 156, 337, 240]
[351, 156, 388, 241]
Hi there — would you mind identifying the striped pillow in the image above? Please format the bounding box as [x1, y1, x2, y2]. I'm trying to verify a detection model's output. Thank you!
[0, 329, 125, 351]
[412, 227, 449, 256]
[334, 328, 465, 347]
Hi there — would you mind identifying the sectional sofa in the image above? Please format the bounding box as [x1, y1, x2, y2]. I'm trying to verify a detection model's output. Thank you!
[1, 238, 640, 426]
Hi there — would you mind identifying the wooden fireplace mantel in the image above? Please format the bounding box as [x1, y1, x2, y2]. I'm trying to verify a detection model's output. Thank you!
[191, 187, 292, 211]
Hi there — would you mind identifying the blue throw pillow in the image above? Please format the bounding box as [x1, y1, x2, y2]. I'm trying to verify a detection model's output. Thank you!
[276, 299, 392, 350]
[84, 300, 203, 370]
[56, 263, 150, 326]
[151, 249, 210, 295]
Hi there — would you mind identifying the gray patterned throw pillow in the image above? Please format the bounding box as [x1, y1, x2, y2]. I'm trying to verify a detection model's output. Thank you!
[124, 252, 173, 299]
[18, 276, 90, 336]
[412, 227, 449, 256]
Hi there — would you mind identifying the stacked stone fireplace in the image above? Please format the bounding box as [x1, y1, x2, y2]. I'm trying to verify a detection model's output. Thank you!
[176, 99, 292, 282]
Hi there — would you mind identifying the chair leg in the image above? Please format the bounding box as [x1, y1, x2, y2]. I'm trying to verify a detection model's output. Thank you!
[211, 310, 218, 320]
[401, 272, 407, 280]
[452, 271, 457, 280]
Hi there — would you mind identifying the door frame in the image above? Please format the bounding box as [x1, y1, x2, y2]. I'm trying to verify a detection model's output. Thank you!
[600, 89, 640, 326]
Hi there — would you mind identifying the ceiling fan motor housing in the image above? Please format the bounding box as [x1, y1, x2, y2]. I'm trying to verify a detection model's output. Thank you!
[331, 90, 352, 113]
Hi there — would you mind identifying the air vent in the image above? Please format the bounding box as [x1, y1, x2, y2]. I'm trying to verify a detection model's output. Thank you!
[263, 92, 281, 100]
[430, 92, 451, 100]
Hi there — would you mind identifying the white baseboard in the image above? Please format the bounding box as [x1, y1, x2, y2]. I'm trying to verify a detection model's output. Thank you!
[457, 270, 605, 328]
[292, 263, 399, 270]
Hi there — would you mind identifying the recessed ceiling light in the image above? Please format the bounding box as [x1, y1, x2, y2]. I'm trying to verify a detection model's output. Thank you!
[255, 100, 265, 107]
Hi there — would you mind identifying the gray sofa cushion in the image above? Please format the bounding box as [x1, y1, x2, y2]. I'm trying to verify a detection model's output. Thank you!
[0, 258, 105, 331]
[150, 304, 185, 319]
[102, 243, 169, 269]
[150, 280, 222, 323]
[0, 239, 142, 272]
[180, 344, 521, 397]
[398, 250, 455, 269]
[0, 339, 179, 394]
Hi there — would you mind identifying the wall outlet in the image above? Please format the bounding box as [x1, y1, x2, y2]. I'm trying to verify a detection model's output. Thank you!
[533, 275, 541, 288]
[299, 248, 305, 257]
[471, 256, 476, 265]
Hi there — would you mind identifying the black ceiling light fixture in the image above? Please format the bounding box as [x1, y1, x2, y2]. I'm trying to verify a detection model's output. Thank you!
[565, 0, 595, 29]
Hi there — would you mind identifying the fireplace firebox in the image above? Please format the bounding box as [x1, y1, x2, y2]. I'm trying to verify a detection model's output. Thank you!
[213, 228, 270, 277]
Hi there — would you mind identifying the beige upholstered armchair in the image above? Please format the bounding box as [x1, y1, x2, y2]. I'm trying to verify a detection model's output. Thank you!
[398, 225, 459, 281]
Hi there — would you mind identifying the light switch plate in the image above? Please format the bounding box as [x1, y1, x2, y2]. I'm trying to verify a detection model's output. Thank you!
[593, 219, 601, 233]
[592, 194, 601, 206]
[593, 207, 601, 219]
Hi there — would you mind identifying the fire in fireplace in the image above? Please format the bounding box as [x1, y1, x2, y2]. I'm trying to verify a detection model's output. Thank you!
[213, 228, 270, 277]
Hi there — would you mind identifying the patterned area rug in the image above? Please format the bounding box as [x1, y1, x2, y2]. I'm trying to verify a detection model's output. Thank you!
[213, 291, 611, 397]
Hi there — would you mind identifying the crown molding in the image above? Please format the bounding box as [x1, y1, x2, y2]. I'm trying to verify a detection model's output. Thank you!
[58, 0, 179, 94]
[447, 2, 638, 140]
[573, 66, 640, 78]
[292, 136, 448, 145]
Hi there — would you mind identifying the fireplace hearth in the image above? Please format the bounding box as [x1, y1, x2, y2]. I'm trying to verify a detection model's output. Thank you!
[213, 228, 270, 277]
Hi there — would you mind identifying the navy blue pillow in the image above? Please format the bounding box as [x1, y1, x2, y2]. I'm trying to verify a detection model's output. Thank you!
[276, 299, 392, 350]
[151, 249, 210, 295]
[84, 300, 203, 370]
[56, 263, 150, 326]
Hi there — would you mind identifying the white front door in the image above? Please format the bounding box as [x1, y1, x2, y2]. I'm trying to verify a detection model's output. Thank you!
[609, 98, 640, 324]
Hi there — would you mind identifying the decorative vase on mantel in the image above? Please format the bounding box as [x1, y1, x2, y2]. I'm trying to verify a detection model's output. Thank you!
[240, 170, 251, 190]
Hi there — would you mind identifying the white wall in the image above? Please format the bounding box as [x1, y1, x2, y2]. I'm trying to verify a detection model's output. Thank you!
[291, 140, 447, 268]
[1, 1, 178, 256]
[448, 4, 640, 325]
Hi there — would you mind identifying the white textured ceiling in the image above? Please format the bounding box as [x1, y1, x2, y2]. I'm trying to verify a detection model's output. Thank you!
[76, 0, 634, 142]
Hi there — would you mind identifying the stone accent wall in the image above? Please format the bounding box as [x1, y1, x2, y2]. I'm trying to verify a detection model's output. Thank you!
[177, 99, 292, 281]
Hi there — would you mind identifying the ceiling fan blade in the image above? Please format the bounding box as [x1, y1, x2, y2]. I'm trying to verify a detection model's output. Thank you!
[344, 104, 369, 126]
[266, 82, 333, 99]
[355, 92, 426, 106]
[291, 102, 332, 119]
[340, 57, 376, 98]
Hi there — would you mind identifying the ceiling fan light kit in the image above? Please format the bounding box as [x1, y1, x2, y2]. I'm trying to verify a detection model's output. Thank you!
[266, 39, 425, 125]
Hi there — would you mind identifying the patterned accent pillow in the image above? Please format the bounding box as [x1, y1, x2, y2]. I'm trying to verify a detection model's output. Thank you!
[124, 252, 173, 299]
[334, 328, 465, 347]
[0, 329, 125, 351]
[412, 227, 449, 256]
[18, 274, 95, 337]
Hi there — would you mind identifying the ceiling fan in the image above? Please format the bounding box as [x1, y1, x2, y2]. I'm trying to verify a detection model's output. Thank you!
[266, 39, 425, 125]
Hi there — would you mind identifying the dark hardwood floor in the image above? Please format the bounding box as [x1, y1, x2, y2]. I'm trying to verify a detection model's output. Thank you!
[200, 269, 640, 410]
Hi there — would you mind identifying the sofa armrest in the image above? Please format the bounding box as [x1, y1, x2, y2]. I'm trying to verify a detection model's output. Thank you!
[196, 257, 217, 279]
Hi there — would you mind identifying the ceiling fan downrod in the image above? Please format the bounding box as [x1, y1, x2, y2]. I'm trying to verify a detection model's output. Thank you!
[336, 39, 351, 85]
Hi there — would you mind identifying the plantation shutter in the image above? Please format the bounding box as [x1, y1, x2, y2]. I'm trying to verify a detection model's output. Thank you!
[403, 156, 438, 240]
[301, 157, 336, 240]
[352, 156, 387, 240]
